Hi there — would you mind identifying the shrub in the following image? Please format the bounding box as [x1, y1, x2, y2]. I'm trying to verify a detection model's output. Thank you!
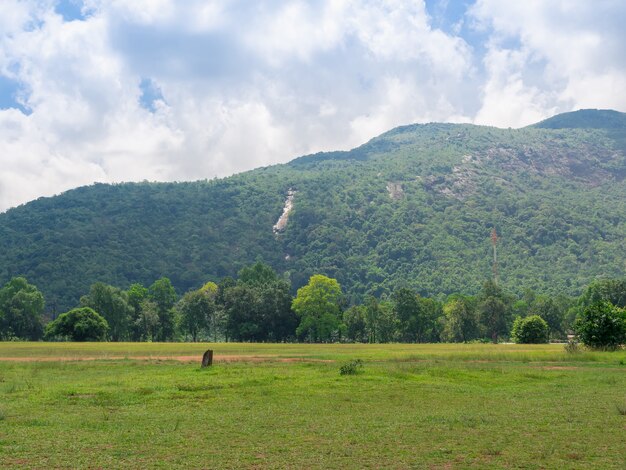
[564, 339, 582, 354]
[45, 307, 109, 342]
[339, 359, 363, 375]
[574, 302, 626, 350]
[511, 315, 549, 344]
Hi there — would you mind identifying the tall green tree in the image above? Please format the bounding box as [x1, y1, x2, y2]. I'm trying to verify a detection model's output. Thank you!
[478, 280, 512, 343]
[238, 262, 278, 287]
[392, 288, 438, 342]
[223, 285, 262, 341]
[81, 283, 132, 342]
[127, 283, 148, 340]
[392, 288, 421, 342]
[135, 299, 160, 342]
[222, 263, 296, 342]
[343, 305, 368, 343]
[177, 289, 214, 342]
[442, 295, 480, 343]
[376, 300, 398, 343]
[529, 295, 565, 339]
[148, 278, 178, 341]
[578, 278, 626, 309]
[292, 275, 343, 342]
[0, 277, 45, 340]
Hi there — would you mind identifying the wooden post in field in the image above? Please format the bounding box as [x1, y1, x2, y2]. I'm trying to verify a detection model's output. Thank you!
[201, 349, 213, 367]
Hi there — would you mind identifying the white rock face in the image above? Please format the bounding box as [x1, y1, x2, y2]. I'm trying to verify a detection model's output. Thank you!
[273, 188, 296, 234]
[386, 182, 404, 200]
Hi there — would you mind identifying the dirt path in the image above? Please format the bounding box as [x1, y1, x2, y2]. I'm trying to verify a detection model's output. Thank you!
[0, 354, 333, 363]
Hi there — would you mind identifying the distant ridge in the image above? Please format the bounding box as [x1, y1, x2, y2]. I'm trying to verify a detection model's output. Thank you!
[0, 109, 624, 311]
[532, 109, 626, 129]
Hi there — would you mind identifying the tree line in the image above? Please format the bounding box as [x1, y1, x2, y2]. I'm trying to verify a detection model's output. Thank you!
[0, 262, 624, 348]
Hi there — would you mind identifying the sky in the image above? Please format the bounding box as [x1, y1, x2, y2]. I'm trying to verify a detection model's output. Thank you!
[0, 0, 625, 212]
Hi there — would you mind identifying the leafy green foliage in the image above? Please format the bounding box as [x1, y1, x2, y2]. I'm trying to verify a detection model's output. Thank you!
[574, 302, 626, 350]
[343, 305, 368, 343]
[578, 278, 626, 309]
[292, 275, 343, 342]
[80, 282, 132, 341]
[44, 307, 108, 341]
[339, 359, 364, 375]
[148, 278, 178, 341]
[527, 295, 568, 339]
[511, 315, 550, 344]
[478, 281, 514, 343]
[222, 263, 297, 342]
[177, 289, 214, 342]
[0, 112, 624, 312]
[442, 295, 480, 342]
[392, 288, 441, 342]
[0, 277, 45, 340]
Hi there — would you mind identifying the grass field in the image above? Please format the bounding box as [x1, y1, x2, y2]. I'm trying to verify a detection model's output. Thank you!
[0, 343, 625, 469]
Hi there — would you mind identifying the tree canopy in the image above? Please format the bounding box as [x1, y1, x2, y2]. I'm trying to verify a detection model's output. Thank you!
[0, 277, 45, 340]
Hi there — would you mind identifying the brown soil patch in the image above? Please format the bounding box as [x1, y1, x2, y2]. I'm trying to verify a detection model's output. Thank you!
[541, 366, 579, 370]
[0, 354, 333, 364]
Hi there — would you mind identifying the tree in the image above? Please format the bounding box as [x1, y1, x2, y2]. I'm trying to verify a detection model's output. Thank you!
[223, 285, 262, 341]
[256, 280, 297, 342]
[478, 280, 513, 343]
[127, 283, 148, 340]
[44, 307, 109, 342]
[0, 277, 45, 340]
[442, 295, 480, 343]
[238, 262, 278, 287]
[292, 275, 343, 342]
[177, 289, 214, 342]
[574, 301, 626, 350]
[343, 305, 367, 343]
[511, 315, 549, 344]
[222, 275, 297, 342]
[148, 278, 178, 341]
[392, 288, 436, 343]
[528, 295, 565, 339]
[418, 297, 444, 342]
[376, 300, 398, 343]
[81, 283, 132, 342]
[578, 278, 626, 309]
[135, 299, 160, 342]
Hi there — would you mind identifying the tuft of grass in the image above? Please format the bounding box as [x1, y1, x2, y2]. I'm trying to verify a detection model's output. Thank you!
[564, 340, 582, 354]
[0, 409, 6, 421]
[340, 359, 364, 375]
[616, 403, 626, 416]
[176, 383, 222, 392]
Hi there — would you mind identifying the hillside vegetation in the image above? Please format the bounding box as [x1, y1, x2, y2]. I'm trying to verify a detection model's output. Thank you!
[0, 109, 624, 311]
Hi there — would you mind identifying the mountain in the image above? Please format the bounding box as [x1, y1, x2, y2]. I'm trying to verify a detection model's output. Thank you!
[1, 110, 625, 311]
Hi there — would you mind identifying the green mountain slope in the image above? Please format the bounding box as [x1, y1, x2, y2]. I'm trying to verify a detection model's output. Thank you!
[1, 110, 625, 311]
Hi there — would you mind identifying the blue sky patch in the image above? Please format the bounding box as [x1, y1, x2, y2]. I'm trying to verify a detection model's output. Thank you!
[55, 0, 87, 22]
[0, 75, 29, 114]
[139, 78, 165, 112]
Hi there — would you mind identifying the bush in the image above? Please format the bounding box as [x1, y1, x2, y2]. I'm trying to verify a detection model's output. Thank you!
[511, 315, 549, 344]
[574, 301, 626, 350]
[44, 307, 109, 342]
[339, 359, 363, 375]
[564, 339, 582, 354]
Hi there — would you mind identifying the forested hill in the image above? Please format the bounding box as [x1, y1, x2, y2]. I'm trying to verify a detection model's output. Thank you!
[1, 109, 625, 312]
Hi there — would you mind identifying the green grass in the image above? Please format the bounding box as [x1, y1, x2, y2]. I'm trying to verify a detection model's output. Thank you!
[0, 343, 625, 468]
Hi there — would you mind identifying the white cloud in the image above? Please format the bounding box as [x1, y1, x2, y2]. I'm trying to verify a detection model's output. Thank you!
[471, 0, 626, 126]
[0, 0, 624, 211]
